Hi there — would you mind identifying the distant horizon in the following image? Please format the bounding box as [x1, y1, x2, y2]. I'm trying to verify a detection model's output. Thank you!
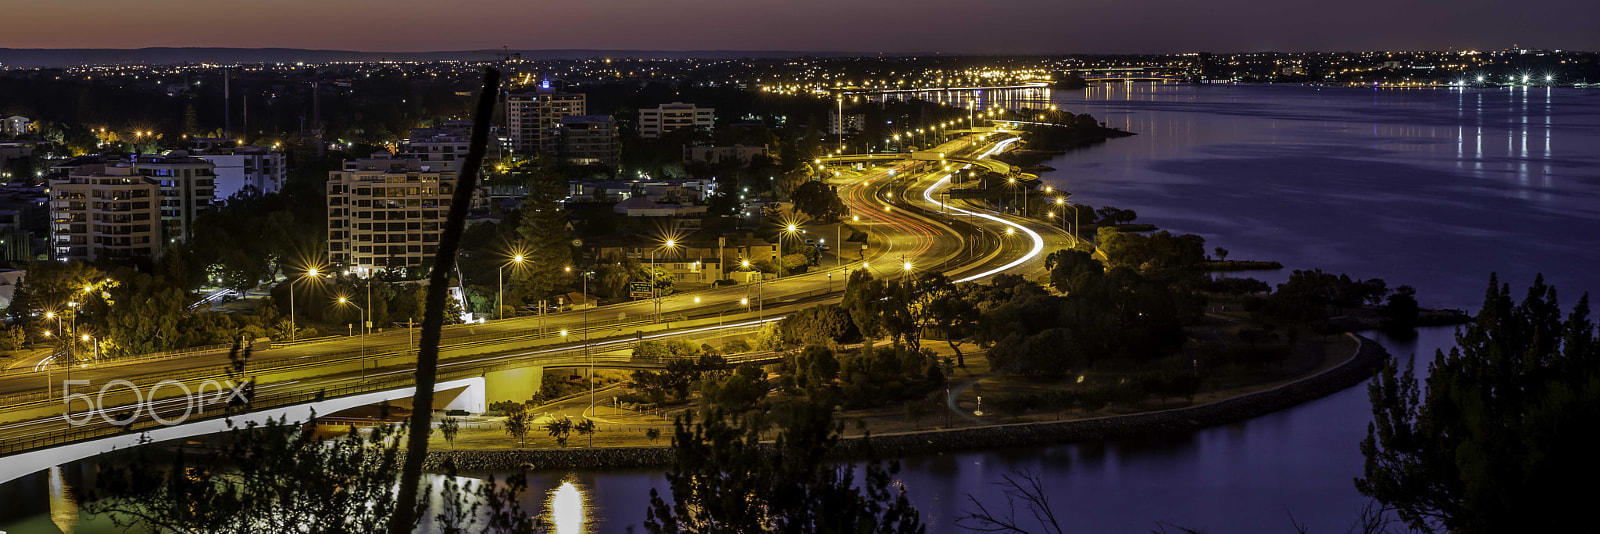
[2, 45, 1591, 69]
[4, 0, 1596, 58]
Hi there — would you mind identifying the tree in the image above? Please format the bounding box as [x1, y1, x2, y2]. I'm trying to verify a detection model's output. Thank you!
[1358, 274, 1600, 533]
[958, 471, 1064, 534]
[440, 417, 460, 449]
[925, 285, 978, 367]
[574, 418, 598, 448]
[513, 179, 574, 302]
[1378, 285, 1419, 334]
[1213, 247, 1229, 261]
[790, 180, 849, 222]
[644, 402, 923, 533]
[502, 405, 532, 448]
[1044, 249, 1104, 295]
[546, 417, 574, 448]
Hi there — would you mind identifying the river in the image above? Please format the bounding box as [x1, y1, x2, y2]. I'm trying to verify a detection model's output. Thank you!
[4, 83, 1599, 533]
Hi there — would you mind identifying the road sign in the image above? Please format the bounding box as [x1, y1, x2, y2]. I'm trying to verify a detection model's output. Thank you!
[629, 282, 653, 299]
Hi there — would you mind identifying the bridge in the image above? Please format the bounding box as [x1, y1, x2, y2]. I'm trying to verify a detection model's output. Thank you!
[0, 131, 1076, 486]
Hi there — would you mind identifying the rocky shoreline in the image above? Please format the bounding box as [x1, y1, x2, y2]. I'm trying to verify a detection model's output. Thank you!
[424, 333, 1390, 473]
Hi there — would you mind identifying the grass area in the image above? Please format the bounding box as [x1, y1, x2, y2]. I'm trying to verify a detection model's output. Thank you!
[399, 317, 1360, 452]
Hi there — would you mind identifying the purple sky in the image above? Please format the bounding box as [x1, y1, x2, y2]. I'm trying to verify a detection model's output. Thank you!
[4, 0, 1595, 53]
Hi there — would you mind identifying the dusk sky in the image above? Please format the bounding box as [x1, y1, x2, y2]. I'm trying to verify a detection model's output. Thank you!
[5, 0, 1597, 53]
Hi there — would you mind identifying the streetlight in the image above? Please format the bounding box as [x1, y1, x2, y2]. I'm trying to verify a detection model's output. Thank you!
[1057, 197, 1079, 246]
[653, 239, 677, 323]
[779, 224, 799, 278]
[338, 296, 368, 377]
[290, 267, 322, 340]
[498, 254, 525, 320]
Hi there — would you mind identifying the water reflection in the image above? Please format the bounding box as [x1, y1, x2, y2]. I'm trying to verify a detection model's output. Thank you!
[548, 480, 586, 534]
[49, 466, 77, 534]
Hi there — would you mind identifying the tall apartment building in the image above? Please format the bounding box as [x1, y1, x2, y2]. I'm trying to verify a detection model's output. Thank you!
[638, 102, 714, 139]
[554, 115, 619, 168]
[139, 153, 217, 245]
[828, 112, 865, 135]
[48, 163, 161, 262]
[52, 152, 215, 247]
[401, 120, 501, 172]
[326, 155, 459, 275]
[197, 146, 286, 199]
[505, 85, 586, 154]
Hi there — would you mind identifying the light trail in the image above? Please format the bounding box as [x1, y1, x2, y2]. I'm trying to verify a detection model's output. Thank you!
[920, 137, 1047, 282]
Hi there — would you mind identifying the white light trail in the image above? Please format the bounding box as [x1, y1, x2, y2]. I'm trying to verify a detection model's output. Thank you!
[922, 137, 1047, 283]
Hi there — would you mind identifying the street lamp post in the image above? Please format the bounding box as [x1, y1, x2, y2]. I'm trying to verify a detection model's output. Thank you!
[290, 268, 320, 341]
[654, 239, 677, 324]
[338, 297, 368, 377]
[780, 224, 798, 278]
[498, 254, 525, 320]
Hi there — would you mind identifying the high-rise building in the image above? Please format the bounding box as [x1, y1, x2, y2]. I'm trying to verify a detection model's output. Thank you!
[52, 152, 216, 247]
[326, 155, 459, 275]
[638, 102, 714, 139]
[554, 115, 619, 169]
[48, 163, 161, 262]
[505, 84, 586, 155]
[197, 146, 286, 200]
[138, 153, 217, 246]
[828, 112, 865, 135]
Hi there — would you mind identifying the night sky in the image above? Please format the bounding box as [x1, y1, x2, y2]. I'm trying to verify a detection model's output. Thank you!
[5, 0, 1596, 53]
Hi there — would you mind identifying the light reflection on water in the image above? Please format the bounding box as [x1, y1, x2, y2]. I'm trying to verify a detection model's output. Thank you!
[48, 466, 76, 534]
[548, 480, 586, 534]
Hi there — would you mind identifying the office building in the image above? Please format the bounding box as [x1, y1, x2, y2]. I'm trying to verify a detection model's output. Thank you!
[638, 102, 714, 138]
[506, 84, 586, 154]
[326, 155, 459, 275]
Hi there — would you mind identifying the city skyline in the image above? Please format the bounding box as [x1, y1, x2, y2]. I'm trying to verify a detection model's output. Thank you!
[2, 0, 1597, 54]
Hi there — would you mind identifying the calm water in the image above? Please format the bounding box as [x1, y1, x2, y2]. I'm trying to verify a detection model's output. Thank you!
[6, 83, 1600, 533]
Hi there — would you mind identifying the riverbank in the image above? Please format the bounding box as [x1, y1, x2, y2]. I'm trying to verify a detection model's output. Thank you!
[993, 122, 1134, 171]
[423, 333, 1389, 472]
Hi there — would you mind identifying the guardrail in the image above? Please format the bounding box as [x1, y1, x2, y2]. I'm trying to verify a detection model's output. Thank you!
[0, 329, 778, 457]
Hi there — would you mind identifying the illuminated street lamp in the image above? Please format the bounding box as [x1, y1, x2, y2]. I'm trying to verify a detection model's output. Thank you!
[337, 296, 369, 375]
[289, 267, 323, 341]
[780, 224, 799, 278]
[498, 254, 525, 320]
[652, 238, 678, 323]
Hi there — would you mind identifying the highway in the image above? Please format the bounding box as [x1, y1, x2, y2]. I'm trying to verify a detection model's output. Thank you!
[0, 132, 1073, 459]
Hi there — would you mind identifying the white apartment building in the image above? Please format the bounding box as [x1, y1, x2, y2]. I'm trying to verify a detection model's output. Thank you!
[828, 112, 865, 135]
[197, 146, 286, 199]
[49, 164, 161, 262]
[1, 116, 30, 136]
[401, 121, 501, 172]
[639, 102, 714, 139]
[326, 156, 459, 275]
[506, 85, 586, 154]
